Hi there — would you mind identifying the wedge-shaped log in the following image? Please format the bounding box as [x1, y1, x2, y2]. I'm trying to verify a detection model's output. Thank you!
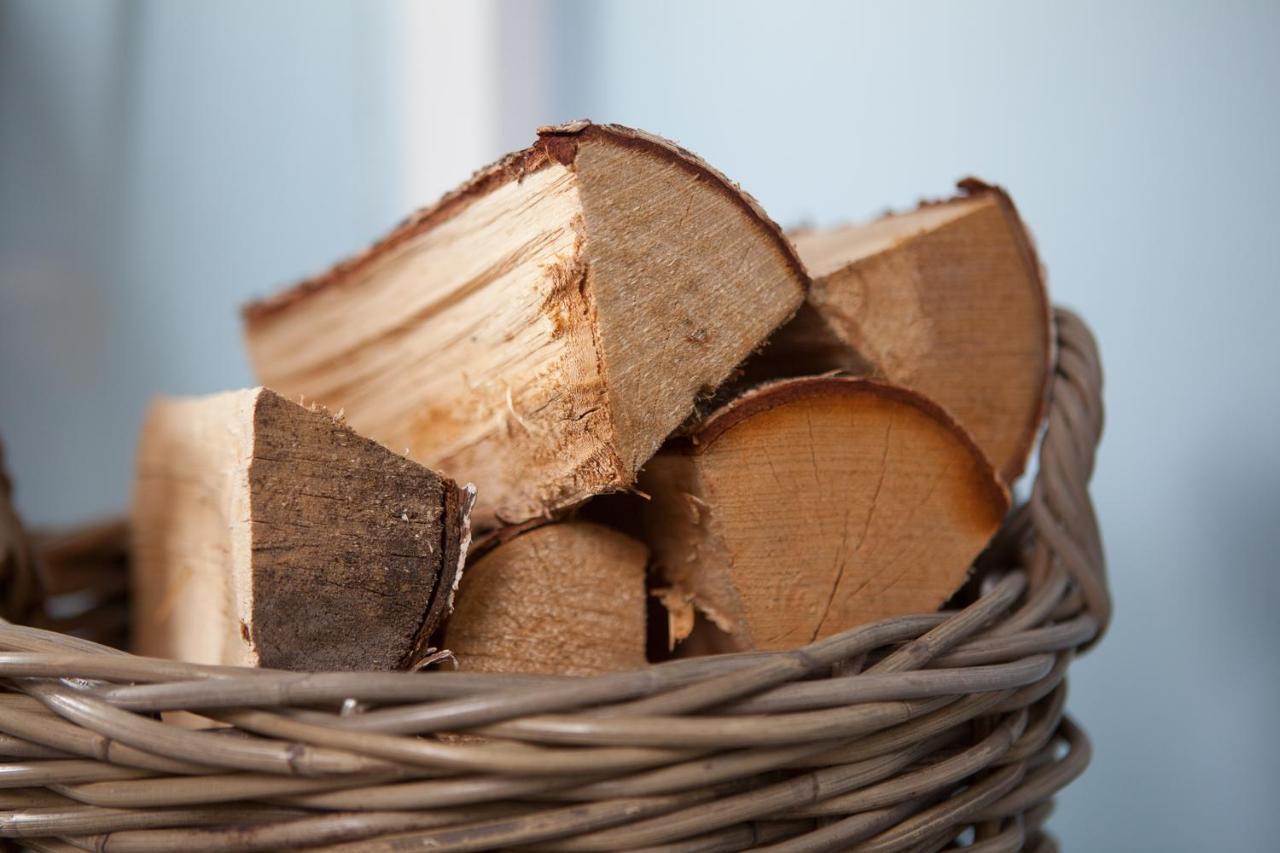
[754, 180, 1050, 483]
[132, 388, 472, 670]
[243, 122, 807, 529]
[642, 378, 1009, 652]
[445, 521, 647, 675]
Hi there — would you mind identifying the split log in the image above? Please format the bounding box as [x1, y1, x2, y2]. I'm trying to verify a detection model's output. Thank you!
[445, 521, 647, 675]
[641, 378, 1009, 652]
[752, 180, 1050, 483]
[131, 387, 472, 670]
[243, 121, 807, 530]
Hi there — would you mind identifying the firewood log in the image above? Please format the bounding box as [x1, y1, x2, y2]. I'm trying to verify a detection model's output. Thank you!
[642, 378, 1009, 652]
[748, 180, 1051, 483]
[445, 521, 647, 675]
[132, 387, 472, 670]
[244, 122, 807, 529]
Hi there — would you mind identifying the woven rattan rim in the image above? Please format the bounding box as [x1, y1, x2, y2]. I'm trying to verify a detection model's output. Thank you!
[0, 308, 1107, 852]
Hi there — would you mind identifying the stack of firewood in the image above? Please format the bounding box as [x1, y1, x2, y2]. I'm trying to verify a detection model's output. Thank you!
[123, 122, 1049, 675]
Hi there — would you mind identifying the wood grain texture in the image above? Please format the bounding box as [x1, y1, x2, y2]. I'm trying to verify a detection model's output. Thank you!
[444, 521, 648, 676]
[131, 388, 472, 670]
[762, 180, 1050, 484]
[243, 122, 807, 530]
[642, 378, 1009, 652]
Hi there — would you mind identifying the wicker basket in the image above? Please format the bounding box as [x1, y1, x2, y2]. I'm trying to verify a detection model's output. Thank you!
[0, 308, 1107, 853]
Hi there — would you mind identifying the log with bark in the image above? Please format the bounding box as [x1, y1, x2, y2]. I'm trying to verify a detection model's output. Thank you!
[641, 377, 1009, 652]
[131, 388, 472, 670]
[444, 521, 648, 675]
[243, 121, 807, 530]
[746, 180, 1051, 484]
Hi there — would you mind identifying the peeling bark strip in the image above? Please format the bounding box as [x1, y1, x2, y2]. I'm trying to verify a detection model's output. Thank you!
[641, 378, 1009, 653]
[750, 180, 1051, 484]
[131, 388, 471, 670]
[444, 521, 648, 676]
[242, 121, 807, 530]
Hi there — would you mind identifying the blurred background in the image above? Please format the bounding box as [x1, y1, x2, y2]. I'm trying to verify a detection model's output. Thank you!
[2, 1, 1277, 848]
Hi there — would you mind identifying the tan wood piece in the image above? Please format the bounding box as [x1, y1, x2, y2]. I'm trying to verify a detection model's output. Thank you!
[243, 121, 807, 530]
[641, 377, 1009, 652]
[444, 521, 648, 676]
[131, 387, 472, 670]
[756, 180, 1051, 483]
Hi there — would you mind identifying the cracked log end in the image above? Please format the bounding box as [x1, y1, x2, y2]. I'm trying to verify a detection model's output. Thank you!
[444, 521, 648, 676]
[641, 377, 1009, 653]
[131, 387, 471, 670]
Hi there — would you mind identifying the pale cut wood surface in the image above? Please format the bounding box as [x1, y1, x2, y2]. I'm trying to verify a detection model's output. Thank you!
[642, 377, 1009, 652]
[771, 181, 1051, 483]
[444, 521, 648, 676]
[131, 388, 472, 670]
[244, 122, 807, 530]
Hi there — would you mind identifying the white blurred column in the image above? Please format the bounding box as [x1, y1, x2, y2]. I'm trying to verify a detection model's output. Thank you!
[390, 0, 501, 212]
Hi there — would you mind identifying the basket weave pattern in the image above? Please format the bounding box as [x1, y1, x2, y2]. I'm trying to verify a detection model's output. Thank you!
[0, 308, 1107, 852]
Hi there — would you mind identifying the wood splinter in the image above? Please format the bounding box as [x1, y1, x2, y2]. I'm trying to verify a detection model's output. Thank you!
[642, 377, 1010, 653]
[131, 387, 472, 670]
[445, 521, 648, 676]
